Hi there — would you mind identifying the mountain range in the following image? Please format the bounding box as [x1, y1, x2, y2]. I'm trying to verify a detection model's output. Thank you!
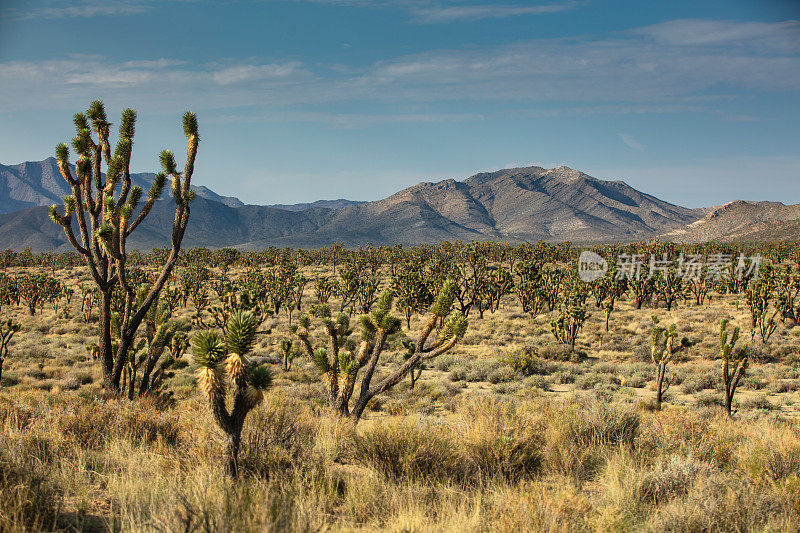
[0, 158, 795, 251]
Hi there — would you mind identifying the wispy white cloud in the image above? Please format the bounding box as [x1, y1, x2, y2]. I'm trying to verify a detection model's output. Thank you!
[2, 1, 151, 20]
[407, 2, 585, 24]
[296, 0, 585, 24]
[631, 19, 800, 52]
[0, 19, 796, 123]
[618, 133, 646, 151]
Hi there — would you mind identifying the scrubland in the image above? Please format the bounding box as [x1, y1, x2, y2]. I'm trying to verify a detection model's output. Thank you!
[1, 262, 800, 532]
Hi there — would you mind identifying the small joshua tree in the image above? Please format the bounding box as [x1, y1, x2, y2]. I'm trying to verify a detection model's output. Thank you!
[50, 101, 199, 393]
[193, 310, 272, 478]
[293, 280, 467, 420]
[720, 319, 748, 417]
[650, 316, 688, 411]
[0, 318, 20, 388]
[550, 284, 588, 352]
[279, 338, 295, 371]
[745, 277, 779, 343]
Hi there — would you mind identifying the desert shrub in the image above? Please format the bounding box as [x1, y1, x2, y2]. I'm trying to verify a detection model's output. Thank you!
[625, 372, 649, 388]
[493, 382, 522, 395]
[545, 401, 639, 483]
[449, 365, 468, 382]
[630, 344, 652, 363]
[576, 372, 619, 390]
[743, 431, 800, 483]
[524, 375, 549, 391]
[466, 360, 499, 382]
[550, 370, 577, 384]
[488, 366, 518, 384]
[539, 343, 581, 362]
[501, 349, 543, 376]
[351, 418, 462, 481]
[0, 438, 61, 531]
[695, 391, 724, 408]
[239, 396, 316, 478]
[55, 399, 182, 448]
[434, 354, 459, 372]
[741, 395, 773, 411]
[637, 455, 705, 505]
[454, 398, 543, 483]
[681, 370, 720, 394]
[767, 379, 800, 393]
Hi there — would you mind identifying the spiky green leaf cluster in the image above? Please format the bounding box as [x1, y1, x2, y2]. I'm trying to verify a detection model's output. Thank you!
[87, 100, 107, 125]
[183, 111, 199, 138]
[337, 350, 360, 377]
[313, 348, 331, 373]
[159, 150, 178, 175]
[225, 310, 258, 355]
[55, 143, 69, 163]
[73, 112, 89, 131]
[430, 279, 458, 317]
[298, 315, 310, 329]
[247, 365, 273, 391]
[120, 108, 136, 140]
[369, 291, 401, 334]
[440, 311, 468, 340]
[193, 330, 225, 368]
[149, 172, 166, 200]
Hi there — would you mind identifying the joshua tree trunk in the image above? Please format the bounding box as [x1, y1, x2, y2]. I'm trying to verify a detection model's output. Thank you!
[99, 288, 114, 389]
[224, 431, 242, 479]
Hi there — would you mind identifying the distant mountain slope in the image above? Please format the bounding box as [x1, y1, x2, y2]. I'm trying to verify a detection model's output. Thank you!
[267, 199, 365, 211]
[662, 201, 800, 243]
[241, 165, 704, 248]
[0, 161, 715, 250]
[0, 158, 244, 213]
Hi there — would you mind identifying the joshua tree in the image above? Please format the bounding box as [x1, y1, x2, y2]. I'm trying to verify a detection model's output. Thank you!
[279, 338, 295, 371]
[49, 101, 199, 393]
[720, 319, 748, 417]
[193, 311, 273, 478]
[550, 284, 588, 352]
[745, 277, 779, 343]
[650, 316, 688, 410]
[655, 267, 685, 311]
[598, 269, 627, 332]
[293, 280, 467, 420]
[0, 318, 20, 388]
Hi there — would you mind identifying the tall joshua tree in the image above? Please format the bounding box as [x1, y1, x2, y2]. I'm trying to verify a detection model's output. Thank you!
[49, 101, 198, 393]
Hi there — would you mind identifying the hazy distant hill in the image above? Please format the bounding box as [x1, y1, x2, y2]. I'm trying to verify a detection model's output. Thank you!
[662, 201, 800, 243]
[0, 158, 245, 213]
[267, 199, 365, 211]
[12, 159, 792, 251]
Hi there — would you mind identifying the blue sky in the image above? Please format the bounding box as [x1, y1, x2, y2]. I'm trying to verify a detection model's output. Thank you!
[0, 0, 798, 207]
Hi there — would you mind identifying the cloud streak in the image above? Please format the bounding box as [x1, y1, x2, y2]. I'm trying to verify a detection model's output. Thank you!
[2, 1, 151, 20]
[618, 133, 646, 151]
[407, 2, 585, 23]
[0, 19, 796, 125]
[297, 0, 585, 24]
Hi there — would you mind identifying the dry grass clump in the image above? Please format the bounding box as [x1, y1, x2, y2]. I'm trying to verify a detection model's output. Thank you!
[0, 435, 61, 531]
